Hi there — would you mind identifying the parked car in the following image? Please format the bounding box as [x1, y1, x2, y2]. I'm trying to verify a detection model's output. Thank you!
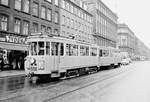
[121, 58, 132, 65]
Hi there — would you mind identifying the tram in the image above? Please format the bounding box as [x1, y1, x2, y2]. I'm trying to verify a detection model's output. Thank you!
[25, 33, 121, 80]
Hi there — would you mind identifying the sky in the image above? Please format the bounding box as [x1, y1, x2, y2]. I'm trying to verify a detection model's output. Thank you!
[102, 0, 150, 48]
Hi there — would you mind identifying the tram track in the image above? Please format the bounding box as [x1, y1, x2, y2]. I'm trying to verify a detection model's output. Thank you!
[44, 67, 135, 102]
[0, 66, 135, 102]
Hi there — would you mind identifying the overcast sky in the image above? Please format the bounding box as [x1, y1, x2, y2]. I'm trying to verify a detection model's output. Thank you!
[102, 0, 150, 48]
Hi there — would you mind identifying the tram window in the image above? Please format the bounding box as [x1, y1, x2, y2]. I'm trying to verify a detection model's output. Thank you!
[66, 44, 78, 56]
[73, 45, 78, 56]
[90, 47, 97, 56]
[66, 44, 70, 56]
[80, 46, 89, 56]
[51, 42, 64, 56]
[46, 42, 50, 55]
[60, 43, 64, 56]
[86, 47, 89, 56]
[51, 42, 58, 56]
[80, 46, 84, 56]
[102, 50, 109, 57]
[110, 51, 113, 57]
[99, 49, 103, 57]
[38, 42, 45, 55]
[31, 42, 37, 55]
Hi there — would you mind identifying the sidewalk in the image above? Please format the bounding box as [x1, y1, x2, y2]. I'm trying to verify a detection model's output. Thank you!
[0, 70, 25, 78]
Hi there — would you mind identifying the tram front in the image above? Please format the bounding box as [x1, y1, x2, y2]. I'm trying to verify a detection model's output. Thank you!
[25, 34, 63, 81]
[25, 40, 48, 77]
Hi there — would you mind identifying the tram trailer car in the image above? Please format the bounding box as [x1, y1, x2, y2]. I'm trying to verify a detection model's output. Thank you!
[25, 33, 121, 80]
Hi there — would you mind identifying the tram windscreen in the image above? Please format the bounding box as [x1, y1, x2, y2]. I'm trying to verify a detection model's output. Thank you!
[30, 42, 45, 56]
[31, 42, 38, 55]
[38, 42, 44, 55]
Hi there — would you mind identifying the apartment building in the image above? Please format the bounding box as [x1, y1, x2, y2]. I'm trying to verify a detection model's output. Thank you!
[0, 0, 60, 70]
[84, 0, 118, 48]
[59, 0, 93, 43]
[117, 23, 136, 58]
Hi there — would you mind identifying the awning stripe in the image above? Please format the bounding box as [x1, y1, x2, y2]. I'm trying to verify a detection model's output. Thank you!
[0, 42, 29, 51]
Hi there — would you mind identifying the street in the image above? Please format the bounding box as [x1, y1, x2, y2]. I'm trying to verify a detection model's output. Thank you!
[0, 0, 150, 102]
[0, 61, 150, 102]
[49, 61, 150, 102]
[98, 61, 150, 102]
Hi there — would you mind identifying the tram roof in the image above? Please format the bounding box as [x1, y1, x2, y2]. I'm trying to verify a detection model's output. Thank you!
[28, 33, 119, 50]
[28, 33, 97, 46]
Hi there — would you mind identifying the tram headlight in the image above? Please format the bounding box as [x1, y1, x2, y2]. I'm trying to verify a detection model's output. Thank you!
[30, 58, 36, 65]
[38, 60, 45, 70]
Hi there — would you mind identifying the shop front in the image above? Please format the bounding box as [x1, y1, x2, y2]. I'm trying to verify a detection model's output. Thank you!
[0, 32, 28, 70]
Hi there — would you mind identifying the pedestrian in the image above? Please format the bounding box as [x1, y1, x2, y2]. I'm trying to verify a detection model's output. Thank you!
[0, 57, 4, 71]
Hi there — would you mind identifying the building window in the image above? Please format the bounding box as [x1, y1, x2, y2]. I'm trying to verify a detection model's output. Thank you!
[32, 23, 38, 33]
[1, 0, 9, 6]
[78, 9, 80, 17]
[62, 31, 65, 36]
[71, 19, 73, 29]
[47, 27, 52, 34]
[41, 6, 46, 19]
[81, 11, 83, 19]
[65, 1, 69, 11]
[66, 17, 70, 28]
[54, 0, 58, 6]
[62, 0, 65, 9]
[15, 0, 21, 11]
[14, 18, 21, 34]
[74, 7, 77, 15]
[46, 0, 51, 3]
[70, 4, 73, 13]
[76, 8, 79, 16]
[78, 22, 81, 31]
[62, 15, 65, 26]
[0, 15, 8, 31]
[32, 2, 38, 16]
[23, 0, 29, 13]
[75, 21, 78, 30]
[23, 21, 29, 35]
[54, 12, 59, 23]
[41, 25, 46, 32]
[47, 9, 52, 21]
[54, 29, 59, 35]
[83, 13, 86, 20]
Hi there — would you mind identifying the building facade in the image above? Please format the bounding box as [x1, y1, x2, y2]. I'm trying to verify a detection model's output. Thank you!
[136, 37, 150, 60]
[117, 23, 137, 58]
[84, 0, 118, 48]
[0, 0, 60, 70]
[59, 0, 93, 43]
[118, 23, 150, 60]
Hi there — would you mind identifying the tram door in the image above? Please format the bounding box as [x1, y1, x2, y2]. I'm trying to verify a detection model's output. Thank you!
[51, 42, 64, 71]
[98, 49, 103, 64]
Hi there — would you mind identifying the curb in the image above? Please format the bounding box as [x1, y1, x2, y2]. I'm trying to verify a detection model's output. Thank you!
[0, 73, 26, 79]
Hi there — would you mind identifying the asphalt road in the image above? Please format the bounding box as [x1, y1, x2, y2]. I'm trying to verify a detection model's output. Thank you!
[0, 61, 144, 102]
[48, 61, 150, 102]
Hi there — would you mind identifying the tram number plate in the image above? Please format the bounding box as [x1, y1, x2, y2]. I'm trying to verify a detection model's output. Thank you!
[30, 67, 37, 71]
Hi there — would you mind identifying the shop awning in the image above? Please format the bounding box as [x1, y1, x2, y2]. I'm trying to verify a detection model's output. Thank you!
[0, 42, 29, 51]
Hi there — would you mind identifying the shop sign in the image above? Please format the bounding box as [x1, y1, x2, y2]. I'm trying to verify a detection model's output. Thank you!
[5, 36, 26, 44]
[0, 37, 5, 42]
